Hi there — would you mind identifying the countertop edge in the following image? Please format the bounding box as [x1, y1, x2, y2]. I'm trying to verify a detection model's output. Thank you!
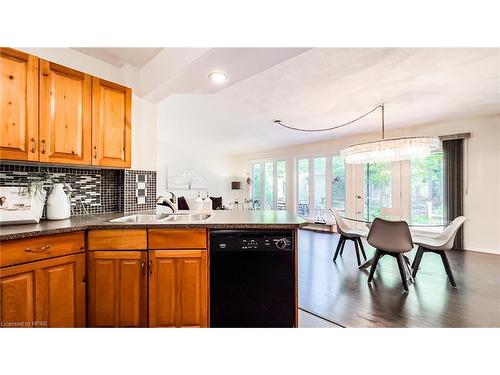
[1, 220, 307, 241]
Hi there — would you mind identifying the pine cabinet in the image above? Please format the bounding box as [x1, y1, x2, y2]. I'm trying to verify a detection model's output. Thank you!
[0, 253, 86, 328]
[149, 250, 208, 328]
[39, 60, 92, 165]
[0, 48, 132, 168]
[0, 48, 39, 161]
[87, 251, 148, 327]
[92, 78, 132, 168]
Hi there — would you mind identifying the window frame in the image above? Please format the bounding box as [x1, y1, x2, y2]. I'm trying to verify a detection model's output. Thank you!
[250, 158, 287, 210]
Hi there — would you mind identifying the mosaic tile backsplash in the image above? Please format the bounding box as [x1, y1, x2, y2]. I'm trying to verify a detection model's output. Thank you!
[0, 163, 157, 217]
[124, 170, 157, 212]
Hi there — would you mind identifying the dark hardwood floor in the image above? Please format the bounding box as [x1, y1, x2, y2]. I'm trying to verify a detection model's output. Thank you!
[298, 230, 500, 327]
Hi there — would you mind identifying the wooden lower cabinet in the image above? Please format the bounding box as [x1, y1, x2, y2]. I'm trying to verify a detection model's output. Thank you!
[87, 251, 148, 327]
[0, 253, 86, 327]
[149, 250, 208, 328]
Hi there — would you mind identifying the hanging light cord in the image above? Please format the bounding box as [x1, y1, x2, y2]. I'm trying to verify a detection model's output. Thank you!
[274, 104, 384, 133]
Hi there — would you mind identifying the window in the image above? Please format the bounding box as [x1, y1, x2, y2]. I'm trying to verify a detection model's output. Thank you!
[297, 159, 309, 217]
[411, 152, 444, 224]
[331, 155, 346, 215]
[264, 162, 274, 209]
[313, 157, 326, 222]
[276, 160, 286, 210]
[251, 160, 287, 210]
[364, 162, 392, 221]
[251, 163, 262, 209]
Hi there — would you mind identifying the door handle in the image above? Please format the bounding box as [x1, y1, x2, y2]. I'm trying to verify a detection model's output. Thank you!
[30, 138, 36, 153]
[41, 139, 46, 154]
[141, 260, 147, 275]
[148, 259, 153, 277]
[93, 145, 97, 159]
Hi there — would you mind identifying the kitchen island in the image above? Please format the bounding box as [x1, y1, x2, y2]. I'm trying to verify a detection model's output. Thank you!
[0, 210, 305, 328]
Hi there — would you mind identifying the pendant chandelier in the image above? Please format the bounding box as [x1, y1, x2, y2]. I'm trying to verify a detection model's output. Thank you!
[274, 104, 440, 164]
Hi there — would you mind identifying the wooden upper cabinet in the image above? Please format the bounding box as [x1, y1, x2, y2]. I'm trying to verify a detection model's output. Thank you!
[0, 48, 39, 161]
[92, 77, 131, 168]
[39, 60, 92, 165]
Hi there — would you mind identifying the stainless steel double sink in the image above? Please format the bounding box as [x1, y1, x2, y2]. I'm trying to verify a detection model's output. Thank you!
[109, 213, 211, 224]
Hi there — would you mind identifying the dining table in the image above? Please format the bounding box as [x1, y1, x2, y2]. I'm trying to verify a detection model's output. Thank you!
[340, 215, 448, 270]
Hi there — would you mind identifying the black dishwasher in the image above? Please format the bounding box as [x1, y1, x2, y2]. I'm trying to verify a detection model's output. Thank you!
[210, 230, 295, 328]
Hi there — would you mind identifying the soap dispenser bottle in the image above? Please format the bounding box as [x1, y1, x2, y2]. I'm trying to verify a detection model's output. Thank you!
[194, 192, 204, 211]
[203, 192, 212, 212]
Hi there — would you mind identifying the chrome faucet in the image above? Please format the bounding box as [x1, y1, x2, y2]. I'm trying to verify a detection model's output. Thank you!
[156, 192, 177, 213]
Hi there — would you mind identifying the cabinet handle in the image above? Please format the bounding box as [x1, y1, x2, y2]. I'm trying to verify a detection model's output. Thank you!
[141, 260, 147, 275]
[30, 138, 36, 153]
[93, 145, 97, 159]
[25, 246, 50, 254]
[41, 139, 46, 154]
[148, 259, 153, 277]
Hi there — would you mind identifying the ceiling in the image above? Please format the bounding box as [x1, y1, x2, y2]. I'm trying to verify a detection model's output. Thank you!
[73, 47, 162, 68]
[158, 48, 500, 154]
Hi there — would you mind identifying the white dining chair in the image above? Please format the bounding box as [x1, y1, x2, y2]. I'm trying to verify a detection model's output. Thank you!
[330, 208, 369, 266]
[411, 216, 467, 287]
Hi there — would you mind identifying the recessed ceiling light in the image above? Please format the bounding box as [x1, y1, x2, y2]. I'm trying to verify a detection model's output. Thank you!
[208, 71, 228, 84]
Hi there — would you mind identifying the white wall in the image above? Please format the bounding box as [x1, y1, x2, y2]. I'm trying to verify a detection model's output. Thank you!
[17, 48, 156, 170]
[233, 115, 500, 254]
[131, 96, 156, 170]
[156, 96, 238, 205]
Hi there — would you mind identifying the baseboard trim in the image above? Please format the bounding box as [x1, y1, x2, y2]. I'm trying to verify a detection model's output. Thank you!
[465, 246, 500, 255]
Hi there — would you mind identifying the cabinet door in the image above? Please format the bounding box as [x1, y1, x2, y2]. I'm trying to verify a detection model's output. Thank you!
[39, 60, 92, 165]
[0, 266, 36, 327]
[36, 253, 86, 327]
[88, 251, 147, 327]
[0, 48, 38, 161]
[92, 78, 131, 168]
[0, 253, 85, 328]
[149, 250, 207, 328]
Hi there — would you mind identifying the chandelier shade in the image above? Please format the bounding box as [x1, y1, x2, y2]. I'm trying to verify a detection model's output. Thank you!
[340, 136, 441, 164]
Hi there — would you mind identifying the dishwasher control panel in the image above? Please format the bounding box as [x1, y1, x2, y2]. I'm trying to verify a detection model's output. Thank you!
[211, 230, 293, 251]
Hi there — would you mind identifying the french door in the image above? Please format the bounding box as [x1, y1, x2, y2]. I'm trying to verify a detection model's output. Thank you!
[350, 151, 444, 225]
[350, 161, 404, 224]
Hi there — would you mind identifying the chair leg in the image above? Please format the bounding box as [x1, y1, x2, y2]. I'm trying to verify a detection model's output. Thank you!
[440, 251, 457, 287]
[367, 249, 381, 283]
[340, 237, 346, 256]
[396, 254, 410, 292]
[357, 237, 367, 260]
[353, 238, 361, 266]
[411, 246, 424, 279]
[333, 235, 344, 261]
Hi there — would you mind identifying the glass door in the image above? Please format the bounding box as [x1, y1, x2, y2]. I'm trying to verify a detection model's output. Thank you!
[297, 158, 310, 217]
[313, 157, 327, 222]
[364, 161, 393, 221]
[352, 161, 402, 223]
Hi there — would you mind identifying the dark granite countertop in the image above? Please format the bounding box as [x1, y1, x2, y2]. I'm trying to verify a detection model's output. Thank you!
[0, 210, 306, 241]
